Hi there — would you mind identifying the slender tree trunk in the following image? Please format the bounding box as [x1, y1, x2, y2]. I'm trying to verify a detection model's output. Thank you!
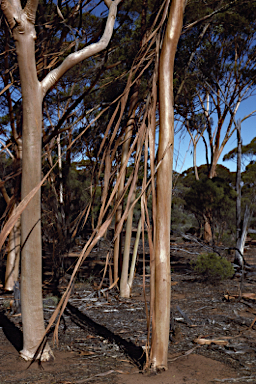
[150, 0, 185, 370]
[237, 205, 251, 262]
[113, 93, 138, 282]
[128, 217, 142, 287]
[193, 142, 199, 181]
[120, 182, 137, 297]
[12, 20, 53, 360]
[203, 214, 212, 243]
[235, 120, 243, 266]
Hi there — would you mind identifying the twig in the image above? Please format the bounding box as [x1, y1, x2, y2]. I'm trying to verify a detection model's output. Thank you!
[249, 315, 256, 330]
[74, 369, 128, 383]
[168, 346, 199, 362]
[213, 376, 256, 383]
[170, 246, 199, 255]
[176, 305, 193, 326]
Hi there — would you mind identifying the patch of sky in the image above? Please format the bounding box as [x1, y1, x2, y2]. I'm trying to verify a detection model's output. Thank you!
[173, 93, 256, 174]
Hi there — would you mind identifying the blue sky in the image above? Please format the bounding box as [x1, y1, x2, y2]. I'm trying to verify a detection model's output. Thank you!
[174, 95, 256, 174]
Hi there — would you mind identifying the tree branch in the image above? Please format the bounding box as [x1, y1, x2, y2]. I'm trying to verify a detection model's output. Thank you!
[24, 0, 39, 24]
[41, 0, 122, 97]
[1, 0, 22, 29]
[104, 0, 112, 8]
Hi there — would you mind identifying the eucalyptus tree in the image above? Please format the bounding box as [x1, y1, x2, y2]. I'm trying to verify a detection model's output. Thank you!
[0, 0, 106, 289]
[173, 0, 256, 242]
[184, 168, 236, 244]
[150, 0, 186, 370]
[1, 0, 122, 361]
[175, 0, 256, 179]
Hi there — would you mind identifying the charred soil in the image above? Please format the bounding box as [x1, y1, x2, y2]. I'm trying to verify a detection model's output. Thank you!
[0, 241, 256, 383]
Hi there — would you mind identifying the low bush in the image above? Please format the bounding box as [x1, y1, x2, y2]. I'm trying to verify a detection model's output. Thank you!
[191, 252, 234, 281]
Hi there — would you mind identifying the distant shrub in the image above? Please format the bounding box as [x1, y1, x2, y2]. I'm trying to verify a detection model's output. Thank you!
[191, 252, 234, 281]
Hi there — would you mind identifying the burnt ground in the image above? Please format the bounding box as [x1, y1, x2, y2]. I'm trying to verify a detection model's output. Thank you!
[0, 240, 256, 384]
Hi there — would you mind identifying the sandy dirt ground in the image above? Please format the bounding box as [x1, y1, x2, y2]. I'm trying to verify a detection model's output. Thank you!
[0, 241, 256, 383]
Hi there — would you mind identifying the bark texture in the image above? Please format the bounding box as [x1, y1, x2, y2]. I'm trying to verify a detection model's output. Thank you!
[150, 0, 186, 370]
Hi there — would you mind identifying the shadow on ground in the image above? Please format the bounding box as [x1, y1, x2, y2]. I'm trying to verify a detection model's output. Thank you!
[65, 302, 146, 369]
[0, 310, 23, 352]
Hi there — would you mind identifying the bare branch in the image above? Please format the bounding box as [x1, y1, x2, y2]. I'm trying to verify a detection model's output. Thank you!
[1, 0, 22, 29]
[24, 0, 39, 24]
[182, 0, 239, 32]
[104, 0, 112, 7]
[41, 0, 122, 96]
[241, 109, 256, 122]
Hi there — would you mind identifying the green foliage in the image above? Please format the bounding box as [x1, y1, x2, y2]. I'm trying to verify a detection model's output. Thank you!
[223, 137, 256, 162]
[184, 168, 236, 238]
[191, 252, 234, 281]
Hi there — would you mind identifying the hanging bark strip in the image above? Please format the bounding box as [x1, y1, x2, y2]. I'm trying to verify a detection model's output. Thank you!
[150, 0, 186, 370]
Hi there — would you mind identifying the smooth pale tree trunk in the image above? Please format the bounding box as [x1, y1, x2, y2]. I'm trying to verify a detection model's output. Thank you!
[150, 0, 186, 370]
[12, 18, 52, 360]
[235, 120, 244, 267]
[236, 205, 250, 264]
[203, 93, 213, 241]
[113, 93, 138, 282]
[193, 144, 199, 181]
[118, 1, 148, 294]
[1, 0, 121, 360]
[120, 181, 137, 297]
[128, 217, 142, 286]
[113, 133, 131, 282]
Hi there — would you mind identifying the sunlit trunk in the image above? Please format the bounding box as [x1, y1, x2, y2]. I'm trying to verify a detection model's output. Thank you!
[235, 120, 243, 266]
[120, 184, 137, 297]
[113, 94, 138, 282]
[193, 143, 199, 181]
[236, 205, 251, 265]
[150, 0, 185, 370]
[12, 15, 53, 361]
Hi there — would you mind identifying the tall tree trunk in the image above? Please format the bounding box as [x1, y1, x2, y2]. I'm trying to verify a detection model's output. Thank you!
[235, 120, 243, 266]
[12, 18, 52, 360]
[237, 205, 251, 263]
[150, 0, 185, 370]
[113, 92, 138, 282]
[193, 143, 199, 181]
[120, 176, 137, 297]
[203, 214, 212, 243]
